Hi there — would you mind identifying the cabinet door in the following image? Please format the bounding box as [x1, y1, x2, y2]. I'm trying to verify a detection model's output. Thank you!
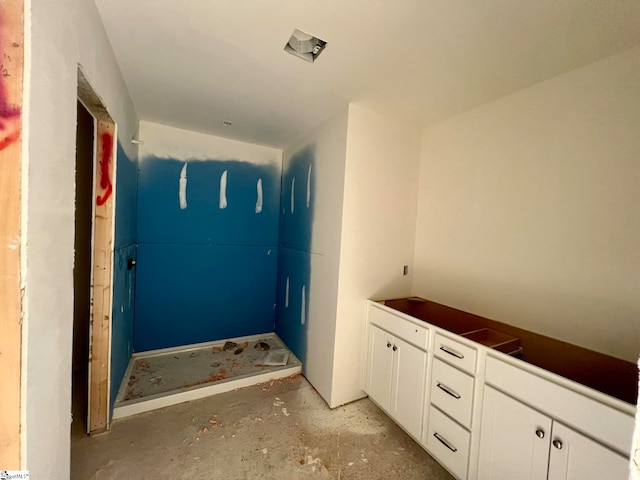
[548, 422, 629, 480]
[367, 324, 394, 412]
[390, 336, 427, 439]
[478, 386, 551, 480]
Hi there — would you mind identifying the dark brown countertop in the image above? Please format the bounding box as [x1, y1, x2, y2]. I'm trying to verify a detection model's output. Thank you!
[380, 297, 638, 405]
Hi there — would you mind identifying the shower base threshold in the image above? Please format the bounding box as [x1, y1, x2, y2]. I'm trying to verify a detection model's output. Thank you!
[113, 332, 301, 419]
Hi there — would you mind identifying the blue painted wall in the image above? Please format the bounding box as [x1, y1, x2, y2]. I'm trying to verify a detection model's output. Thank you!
[111, 141, 138, 410]
[135, 157, 281, 351]
[275, 146, 315, 365]
[134, 243, 277, 351]
[275, 247, 311, 364]
[137, 158, 280, 245]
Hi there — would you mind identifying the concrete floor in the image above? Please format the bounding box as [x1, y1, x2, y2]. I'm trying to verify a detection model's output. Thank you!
[71, 374, 454, 479]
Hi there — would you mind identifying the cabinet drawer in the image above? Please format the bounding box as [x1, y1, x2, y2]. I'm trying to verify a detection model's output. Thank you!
[430, 358, 475, 429]
[370, 305, 428, 350]
[434, 333, 477, 374]
[426, 406, 470, 480]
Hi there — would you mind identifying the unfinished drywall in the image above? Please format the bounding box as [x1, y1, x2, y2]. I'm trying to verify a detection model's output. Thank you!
[331, 105, 421, 407]
[276, 108, 348, 405]
[276, 145, 315, 365]
[135, 122, 282, 351]
[24, 0, 138, 476]
[413, 45, 640, 362]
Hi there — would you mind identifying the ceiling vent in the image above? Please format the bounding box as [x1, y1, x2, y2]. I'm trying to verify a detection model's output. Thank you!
[284, 28, 327, 63]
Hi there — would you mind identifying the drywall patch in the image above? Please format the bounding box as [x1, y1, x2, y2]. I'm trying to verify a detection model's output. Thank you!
[219, 170, 228, 209]
[255, 178, 263, 213]
[179, 163, 188, 210]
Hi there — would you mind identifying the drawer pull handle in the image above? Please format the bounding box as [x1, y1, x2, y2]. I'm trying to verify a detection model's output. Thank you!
[439, 345, 464, 359]
[552, 439, 563, 450]
[535, 429, 545, 439]
[433, 432, 457, 452]
[437, 383, 461, 399]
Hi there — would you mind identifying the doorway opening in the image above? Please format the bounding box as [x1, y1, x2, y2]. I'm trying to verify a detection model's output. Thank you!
[74, 68, 117, 435]
[71, 100, 95, 436]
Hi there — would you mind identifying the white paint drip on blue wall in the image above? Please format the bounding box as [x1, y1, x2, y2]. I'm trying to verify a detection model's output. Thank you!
[306, 164, 312, 208]
[219, 170, 228, 209]
[285, 276, 290, 308]
[291, 177, 296, 214]
[301, 285, 306, 325]
[179, 162, 188, 210]
[255, 178, 263, 214]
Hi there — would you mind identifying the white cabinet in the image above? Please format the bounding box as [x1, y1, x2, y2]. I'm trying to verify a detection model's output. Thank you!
[547, 422, 629, 480]
[434, 332, 477, 375]
[367, 324, 394, 411]
[430, 357, 475, 429]
[365, 301, 635, 480]
[391, 335, 428, 436]
[478, 386, 552, 479]
[425, 335, 478, 479]
[478, 386, 629, 480]
[366, 322, 427, 440]
[426, 406, 471, 480]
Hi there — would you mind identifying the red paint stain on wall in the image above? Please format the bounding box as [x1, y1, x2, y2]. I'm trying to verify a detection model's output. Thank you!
[96, 132, 113, 205]
[0, 128, 19, 150]
[0, 14, 21, 151]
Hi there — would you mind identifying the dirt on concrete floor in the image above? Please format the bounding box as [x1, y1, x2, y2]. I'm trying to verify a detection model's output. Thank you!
[72, 374, 454, 480]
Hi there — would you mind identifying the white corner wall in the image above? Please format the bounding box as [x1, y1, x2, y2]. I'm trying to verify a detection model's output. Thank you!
[331, 104, 421, 407]
[25, 0, 138, 477]
[413, 45, 640, 362]
[282, 107, 349, 406]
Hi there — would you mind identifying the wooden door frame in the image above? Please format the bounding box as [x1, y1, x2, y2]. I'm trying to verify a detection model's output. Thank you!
[0, 0, 25, 468]
[77, 69, 116, 434]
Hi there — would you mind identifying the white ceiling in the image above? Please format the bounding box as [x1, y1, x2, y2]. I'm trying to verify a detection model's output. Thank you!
[95, 0, 640, 149]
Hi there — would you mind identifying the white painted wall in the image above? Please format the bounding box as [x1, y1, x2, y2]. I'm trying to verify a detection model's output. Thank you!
[24, 0, 138, 477]
[139, 121, 281, 164]
[282, 108, 348, 404]
[331, 105, 421, 407]
[413, 45, 640, 362]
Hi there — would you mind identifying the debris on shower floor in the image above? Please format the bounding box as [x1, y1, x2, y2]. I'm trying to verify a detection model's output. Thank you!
[223, 341, 237, 352]
[255, 349, 290, 366]
[118, 334, 299, 402]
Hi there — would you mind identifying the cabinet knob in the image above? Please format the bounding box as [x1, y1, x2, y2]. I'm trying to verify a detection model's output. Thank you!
[552, 439, 563, 450]
[386, 342, 392, 348]
[392, 345, 398, 351]
[535, 429, 545, 439]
